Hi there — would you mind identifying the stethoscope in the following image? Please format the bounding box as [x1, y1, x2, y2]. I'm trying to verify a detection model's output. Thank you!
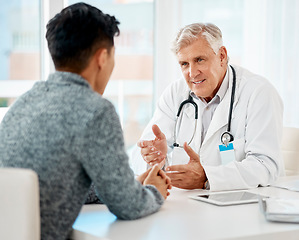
[173, 65, 236, 148]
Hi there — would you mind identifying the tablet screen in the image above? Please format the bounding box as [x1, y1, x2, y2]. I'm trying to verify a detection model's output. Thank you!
[190, 191, 261, 206]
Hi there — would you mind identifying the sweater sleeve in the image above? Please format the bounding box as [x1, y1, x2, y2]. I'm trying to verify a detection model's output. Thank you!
[77, 100, 164, 220]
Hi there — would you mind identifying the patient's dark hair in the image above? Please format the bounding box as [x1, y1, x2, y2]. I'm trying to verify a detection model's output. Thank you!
[46, 2, 120, 73]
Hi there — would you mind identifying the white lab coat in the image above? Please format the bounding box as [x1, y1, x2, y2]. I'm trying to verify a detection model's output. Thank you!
[131, 65, 284, 191]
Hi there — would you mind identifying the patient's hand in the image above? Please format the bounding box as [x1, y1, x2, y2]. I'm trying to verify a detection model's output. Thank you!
[138, 165, 172, 199]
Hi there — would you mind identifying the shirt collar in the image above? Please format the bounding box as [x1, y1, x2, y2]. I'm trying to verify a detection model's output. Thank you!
[217, 68, 229, 102]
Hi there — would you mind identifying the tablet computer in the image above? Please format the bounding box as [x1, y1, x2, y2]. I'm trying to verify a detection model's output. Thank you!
[189, 191, 262, 206]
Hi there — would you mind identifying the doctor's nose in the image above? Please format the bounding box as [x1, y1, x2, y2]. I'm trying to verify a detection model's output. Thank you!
[189, 65, 200, 79]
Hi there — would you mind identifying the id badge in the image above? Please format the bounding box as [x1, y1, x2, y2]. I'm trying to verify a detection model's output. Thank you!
[218, 142, 236, 165]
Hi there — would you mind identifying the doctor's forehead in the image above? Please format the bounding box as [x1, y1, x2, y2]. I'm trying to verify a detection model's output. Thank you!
[177, 46, 215, 62]
[176, 39, 214, 61]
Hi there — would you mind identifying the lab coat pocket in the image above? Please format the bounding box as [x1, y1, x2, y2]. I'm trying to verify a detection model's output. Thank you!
[232, 137, 245, 162]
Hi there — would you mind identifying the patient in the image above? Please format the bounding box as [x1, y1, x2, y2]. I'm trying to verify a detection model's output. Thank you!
[0, 3, 170, 240]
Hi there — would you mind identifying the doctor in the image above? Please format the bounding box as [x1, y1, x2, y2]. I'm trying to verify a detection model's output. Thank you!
[132, 23, 284, 191]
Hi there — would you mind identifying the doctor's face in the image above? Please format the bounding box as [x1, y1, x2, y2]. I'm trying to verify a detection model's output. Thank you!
[177, 37, 227, 102]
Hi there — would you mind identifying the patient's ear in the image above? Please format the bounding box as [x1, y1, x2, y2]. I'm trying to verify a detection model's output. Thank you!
[95, 48, 108, 70]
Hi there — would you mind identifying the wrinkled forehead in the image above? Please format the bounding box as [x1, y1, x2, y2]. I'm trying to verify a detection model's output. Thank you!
[176, 36, 214, 58]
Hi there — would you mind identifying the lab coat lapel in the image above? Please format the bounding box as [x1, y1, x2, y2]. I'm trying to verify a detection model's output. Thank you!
[203, 90, 231, 144]
[203, 66, 239, 145]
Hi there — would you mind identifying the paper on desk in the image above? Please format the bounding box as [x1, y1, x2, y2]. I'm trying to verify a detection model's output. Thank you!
[266, 198, 299, 214]
[260, 198, 299, 223]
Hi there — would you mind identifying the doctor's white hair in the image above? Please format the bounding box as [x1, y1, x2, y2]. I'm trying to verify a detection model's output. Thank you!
[171, 23, 223, 55]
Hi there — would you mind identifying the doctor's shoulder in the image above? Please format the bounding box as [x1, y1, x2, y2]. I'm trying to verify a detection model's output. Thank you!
[165, 78, 189, 99]
[236, 66, 280, 99]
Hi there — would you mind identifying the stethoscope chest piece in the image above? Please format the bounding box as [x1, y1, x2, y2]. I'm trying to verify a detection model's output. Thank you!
[221, 131, 234, 147]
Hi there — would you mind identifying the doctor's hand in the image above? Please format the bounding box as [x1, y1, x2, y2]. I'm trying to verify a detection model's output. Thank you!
[138, 164, 172, 199]
[165, 143, 207, 190]
[137, 124, 168, 166]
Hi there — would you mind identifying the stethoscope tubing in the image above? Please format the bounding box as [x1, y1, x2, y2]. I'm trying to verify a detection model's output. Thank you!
[227, 65, 236, 133]
[176, 96, 199, 119]
[173, 95, 198, 148]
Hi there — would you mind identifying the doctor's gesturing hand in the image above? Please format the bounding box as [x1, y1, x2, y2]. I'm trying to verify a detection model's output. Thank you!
[137, 124, 167, 167]
[165, 143, 207, 189]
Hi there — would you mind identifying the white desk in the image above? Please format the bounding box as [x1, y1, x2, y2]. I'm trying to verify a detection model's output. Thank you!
[72, 176, 299, 240]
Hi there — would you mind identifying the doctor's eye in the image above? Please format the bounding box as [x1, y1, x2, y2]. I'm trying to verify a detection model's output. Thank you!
[180, 62, 189, 68]
[196, 58, 204, 63]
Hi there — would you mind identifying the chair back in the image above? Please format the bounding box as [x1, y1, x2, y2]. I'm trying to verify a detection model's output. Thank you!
[282, 127, 299, 176]
[0, 168, 40, 240]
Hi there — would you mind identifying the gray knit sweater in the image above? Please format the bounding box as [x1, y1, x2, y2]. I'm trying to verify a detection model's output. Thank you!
[0, 72, 164, 240]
